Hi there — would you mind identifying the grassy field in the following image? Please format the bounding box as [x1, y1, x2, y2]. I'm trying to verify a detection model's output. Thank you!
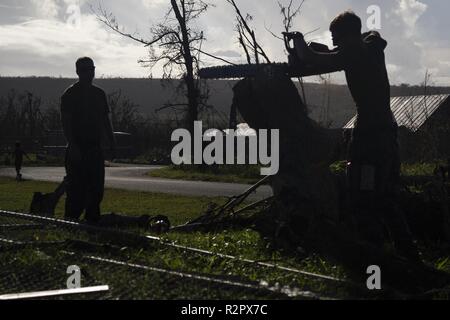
[149, 161, 449, 184]
[148, 164, 265, 184]
[0, 177, 354, 299]
[0, 153, 64, 167]
[0, 177, 224, 226]
[0, 174, 448, 300]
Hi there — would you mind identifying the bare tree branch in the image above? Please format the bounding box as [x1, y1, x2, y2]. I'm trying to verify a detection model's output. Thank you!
[94, 1, 217, 130]
[226, 0, 271, 64]
[279, 0, 305, 32]
[194, 48, 237, 66]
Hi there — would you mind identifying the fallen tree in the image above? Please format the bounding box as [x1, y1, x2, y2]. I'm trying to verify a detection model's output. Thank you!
[177, 71, 450, 295]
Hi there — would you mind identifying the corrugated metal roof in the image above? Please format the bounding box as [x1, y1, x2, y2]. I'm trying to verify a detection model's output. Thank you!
[344, 94, 450, 132]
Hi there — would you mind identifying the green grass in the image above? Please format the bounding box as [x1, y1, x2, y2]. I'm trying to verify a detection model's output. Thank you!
[331, 161, 447, 177]
[401, 161, 446, 177]
[149, 161, 447, 185]
[148, 164, 264, 184]
[0, 176, 448, 300]
[0, 177, 353, 299]
[0, 153, 64, 167]
[0, 177, 223, 226]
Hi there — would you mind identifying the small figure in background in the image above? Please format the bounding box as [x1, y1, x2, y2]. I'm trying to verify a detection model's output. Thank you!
[12, 141, 31, 181]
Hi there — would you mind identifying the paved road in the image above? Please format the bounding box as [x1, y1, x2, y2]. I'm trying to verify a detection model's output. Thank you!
[0, 165, 273, 201]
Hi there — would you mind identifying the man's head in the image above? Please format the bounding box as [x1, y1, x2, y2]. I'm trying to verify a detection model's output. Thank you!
[329, 11, 362, 48]
[15, 141, 21, 148]
[76, 57, 95, 84]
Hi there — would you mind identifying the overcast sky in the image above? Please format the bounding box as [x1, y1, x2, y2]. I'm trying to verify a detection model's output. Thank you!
[0, 0, 449, 85]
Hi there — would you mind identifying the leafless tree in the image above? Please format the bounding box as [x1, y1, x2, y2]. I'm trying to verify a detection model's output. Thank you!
[263, 0, 310, 105]
[96, 0, 225, 132]
[0, 90, 48, 151]
[278, 0, 308, 105]
[107, 90, 141, 133]
[225, 0, 272, 128]
[226, 0, 271, 65]
[279, 0, 305, 33]
[419, 70, 442, 160]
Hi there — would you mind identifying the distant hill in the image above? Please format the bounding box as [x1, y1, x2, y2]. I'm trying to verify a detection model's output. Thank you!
[0, 77, 236, 123]
[1, 77, 449, 129]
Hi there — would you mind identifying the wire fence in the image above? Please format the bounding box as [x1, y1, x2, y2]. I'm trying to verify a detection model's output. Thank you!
[0, 209, 363, 300]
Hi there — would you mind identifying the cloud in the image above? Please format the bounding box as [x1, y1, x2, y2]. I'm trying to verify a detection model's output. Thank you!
[0, 14, 150, 77]
[381, 0, 431, 84]
[30, 0, 60, 19]
[141, 0, 167, 9]
[394, 0, 427, 32]
[0, 4, 25, 9]
[211, 50, 241, 58]
[0, 0, 448, 85]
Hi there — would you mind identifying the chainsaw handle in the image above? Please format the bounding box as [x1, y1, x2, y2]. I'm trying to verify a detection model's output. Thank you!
[283, 32, 304, 56]
[283, 32, 296, 56]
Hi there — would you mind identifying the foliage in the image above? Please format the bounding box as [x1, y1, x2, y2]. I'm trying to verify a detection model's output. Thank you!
[148, 164, 263, 184]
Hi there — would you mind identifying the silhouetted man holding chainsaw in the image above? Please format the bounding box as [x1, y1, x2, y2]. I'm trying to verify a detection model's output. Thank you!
[289, 11, 420, 262]
[61, 57, 116, 223]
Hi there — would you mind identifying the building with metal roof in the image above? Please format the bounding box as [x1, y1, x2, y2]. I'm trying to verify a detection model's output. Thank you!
[343, 94, 450, 160]
[344, 94, 450, 132]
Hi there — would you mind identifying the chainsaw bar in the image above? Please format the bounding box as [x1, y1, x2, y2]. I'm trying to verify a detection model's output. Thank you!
[198, 63, 321, 79]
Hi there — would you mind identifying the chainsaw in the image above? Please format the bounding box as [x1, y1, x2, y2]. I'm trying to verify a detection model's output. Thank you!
[198, 32, 331, 79]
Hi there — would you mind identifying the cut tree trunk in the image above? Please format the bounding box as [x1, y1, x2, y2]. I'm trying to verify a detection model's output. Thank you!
[232, 71, 342, 239]
[231, 72, 450, 294]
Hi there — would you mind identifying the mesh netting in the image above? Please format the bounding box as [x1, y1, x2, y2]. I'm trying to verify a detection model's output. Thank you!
[0, 210, 363, 300]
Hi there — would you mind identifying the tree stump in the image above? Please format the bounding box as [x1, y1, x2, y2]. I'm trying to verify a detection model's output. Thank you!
[231, 72, 450, 294]
[232, 71, 342, 244]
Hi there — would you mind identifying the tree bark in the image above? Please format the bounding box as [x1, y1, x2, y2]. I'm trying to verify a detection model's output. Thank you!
[171, 0, 199, 132]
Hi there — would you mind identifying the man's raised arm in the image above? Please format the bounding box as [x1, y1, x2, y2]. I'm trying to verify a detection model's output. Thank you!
[293, 35, 344, 75]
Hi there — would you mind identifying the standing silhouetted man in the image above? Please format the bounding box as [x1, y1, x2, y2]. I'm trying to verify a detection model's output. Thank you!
[13, 141, 30, 181]
[61, 57, 116, 223]
[291, 11, 420, 262]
